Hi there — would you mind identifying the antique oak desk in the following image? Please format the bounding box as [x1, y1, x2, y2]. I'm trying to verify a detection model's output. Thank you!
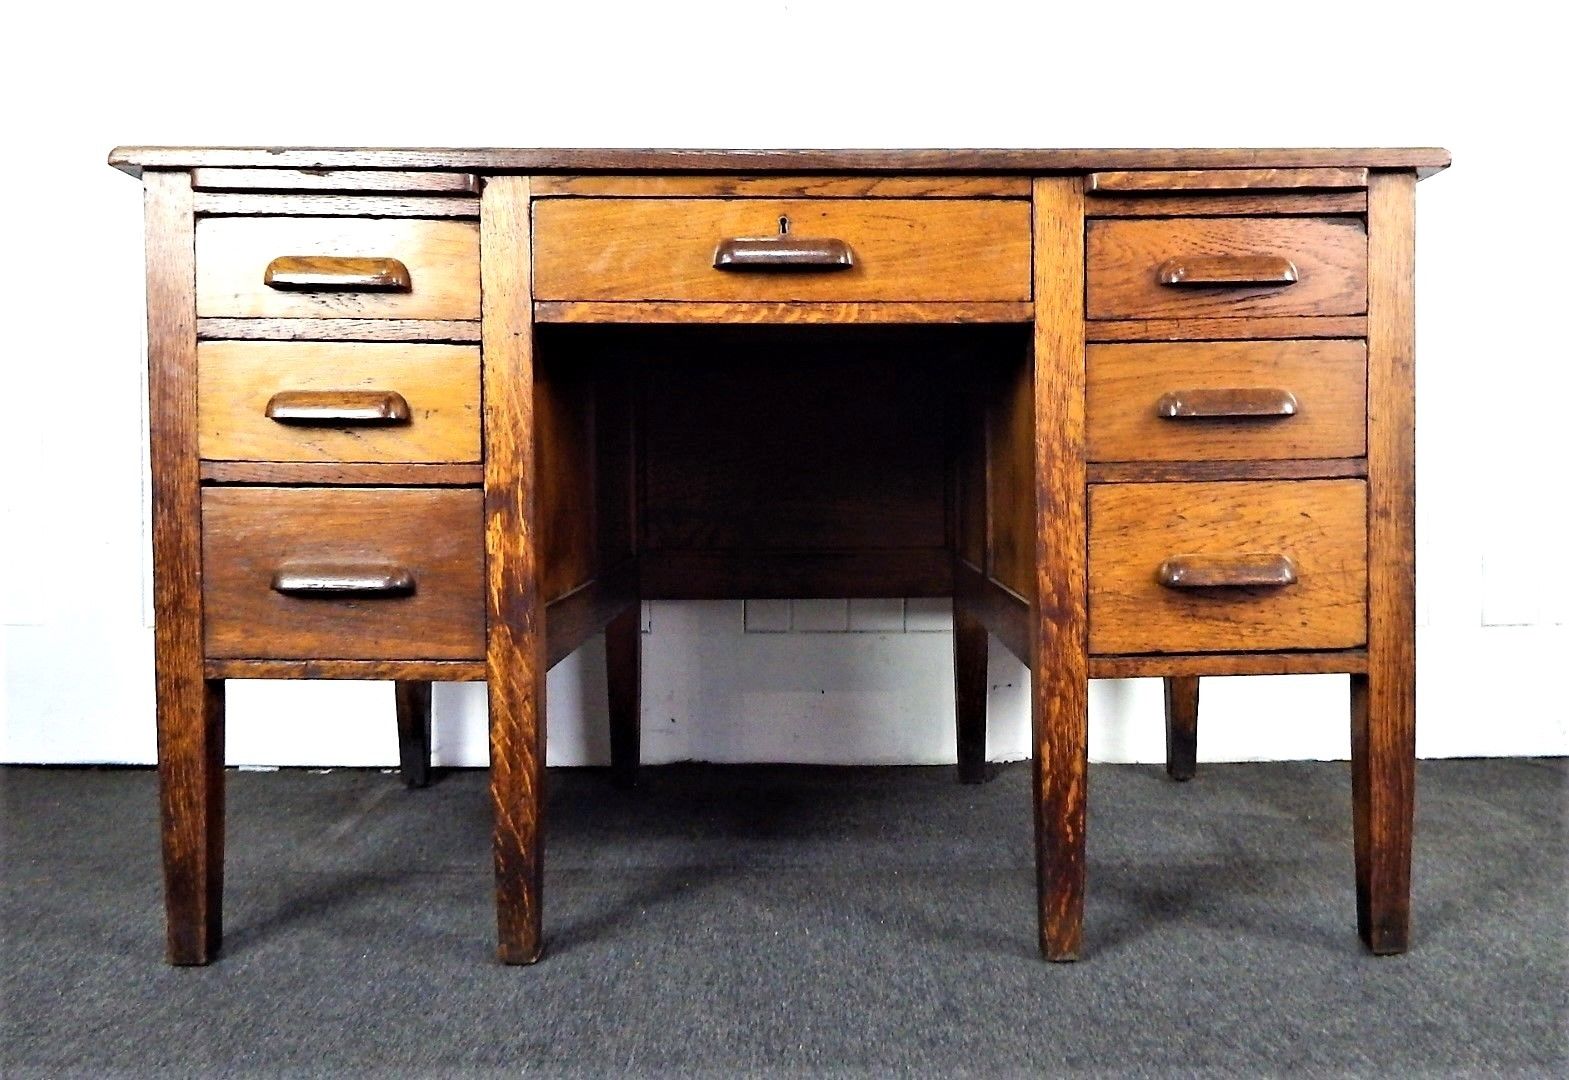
[110, 146, 1449, 965]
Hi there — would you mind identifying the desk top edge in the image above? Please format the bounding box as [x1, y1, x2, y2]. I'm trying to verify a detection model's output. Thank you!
[107, 146, 1452, 180]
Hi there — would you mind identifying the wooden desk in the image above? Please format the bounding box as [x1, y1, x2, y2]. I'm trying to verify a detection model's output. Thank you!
[110, 146, 1450, 964]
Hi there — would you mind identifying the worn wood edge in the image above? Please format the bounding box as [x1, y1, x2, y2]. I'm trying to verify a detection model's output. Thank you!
[530, 174, 1032, 197]
[200, 462, 484, 485]
[533, 301, 1036, 325]
[544, 559, 640, 669]
[203, 658, 486, 680]
[109, 147, 1453, 179]
[194, 193, 480, 218]
[954, 560, 1030, 666]
[1086, 167, 1369, 193]
[639, 550, 953, 599]
[1089, 650, 1369, 678]
[1087, 459, 1367, 483]
[1085, 192, 1367, 218]
[1085, 317, 1367, 342]
[192, 168, 481, 194]
[197, 318, 482, 342]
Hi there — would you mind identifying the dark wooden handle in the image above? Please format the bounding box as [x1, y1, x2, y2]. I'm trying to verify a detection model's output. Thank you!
[1155, 388, 1299, 419]
[265, 389, 412, 425]
[1157, 554, 1298, 589]
[1156, 256, 1299, 287]
[264, 255, 412, 291]
[270, 562, 416, 597]
[713, 236, 855, 270]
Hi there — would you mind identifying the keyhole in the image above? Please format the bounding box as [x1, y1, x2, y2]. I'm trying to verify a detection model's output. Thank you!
[779, 215, 790, 235]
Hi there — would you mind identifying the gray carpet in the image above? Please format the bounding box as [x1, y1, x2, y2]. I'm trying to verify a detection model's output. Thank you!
[2, 759, 1564, 1078]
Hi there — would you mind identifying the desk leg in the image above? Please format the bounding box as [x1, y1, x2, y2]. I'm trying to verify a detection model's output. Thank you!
[483, 175, 547, 964]
[395, 681, 433, 789]
[1353, 171, 1418, 955]
[605, 604, 641, 788]
[157, 679, 226, 965]
[952, 603, 990, 784]
[1031, 176, 1089, 961]
[1163, 677, 1199, 782]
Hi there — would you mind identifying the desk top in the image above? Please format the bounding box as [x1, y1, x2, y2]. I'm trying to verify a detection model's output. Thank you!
[108, 146, 1452, 179]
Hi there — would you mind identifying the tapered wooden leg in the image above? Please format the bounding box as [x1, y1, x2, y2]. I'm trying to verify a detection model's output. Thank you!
[484, 175, 546, 964]
[395, 681, 433, 789]
[157, 679, 226, 964]
[1353, 172, 1418, 955]
[605, 604, 641, 789]
[1032, 176, 1088, 961]
[1163, 676, 1199, 781]
[953, 603, 990, 784]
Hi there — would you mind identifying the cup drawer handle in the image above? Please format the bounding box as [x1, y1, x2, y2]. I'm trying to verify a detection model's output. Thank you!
[264, 255, 412, 291]
[1156, 255, 1299, 288]
[265, 390, 412, 425]
[270, 562, 415, 598]
[1155, 388, 1299, 419]
[713, 216, 854, 271]
[1157, 554, 1298, 590]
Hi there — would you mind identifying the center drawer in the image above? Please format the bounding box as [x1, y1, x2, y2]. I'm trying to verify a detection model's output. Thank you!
[202, 487, 485, 660]
[532, 198, 1033, 302]
[1089, 480, 1367, 654]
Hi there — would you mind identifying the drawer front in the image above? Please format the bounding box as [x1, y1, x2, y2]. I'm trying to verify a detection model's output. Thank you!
[1087, 340, 1367, 462]
[1089, 480, 1366, 654]
[1086, 217, 1366, 320]
[198, 342, 480, 463]
[203, 487, 484, 660]
[532, 198, 1033, 302]
[196, 217, 480, 319]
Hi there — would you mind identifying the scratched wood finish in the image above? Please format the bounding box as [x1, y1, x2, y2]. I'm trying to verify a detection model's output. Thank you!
[1354, 171, 1419, 955]
[1163, 676, 1200, 781]
[196, 217, 479, 319]
[205, 658, 485, 680]
[109, 146, 1454, 179]
[1086, 192, 1368, 218]
[198, 342, 480, 463]
[395, 681, 433, 788]
[533, 199, 1032, 303]
[481, 176, 547, 964]
[195, 193, 480, 218]
[202, 487, 485, 660]
[1087, 168, 1369, 193]
[1087, 339, 1367, 462]
[1087, 316, 1366, 342]
[605, 603, 642, 788]
[199, 318, 481, 342]
[1088, 480, 1367, 654]
[1089, 650, 1367, 679]
[534, 301, 1034, 325]
[200, 462, 484, 485]
[144, 171, 227, 966]
[532, 174, 1031, 198]
[1087, 217, 1367, 320]
[192, 168, 481, 193]
[1031, 177, 1089, 961]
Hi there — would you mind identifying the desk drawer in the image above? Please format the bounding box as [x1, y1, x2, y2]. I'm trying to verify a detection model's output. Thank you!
[1089, 480, 1366, 654]
[203, 487, 484, 660]
[1087, 340, 1366, 462]
[198, 342, 480, 463]
[196, 217, 480, 319]
[532, 198, 1032, 302]
[1086, 217, 1366, 320]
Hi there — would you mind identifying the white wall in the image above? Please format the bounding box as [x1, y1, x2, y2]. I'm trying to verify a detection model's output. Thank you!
[3, 0, 1565, 767]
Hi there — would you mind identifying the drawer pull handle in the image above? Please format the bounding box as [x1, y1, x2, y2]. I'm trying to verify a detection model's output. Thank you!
[1156, 256, 1299, 288]
[263, 255, 412, 292]
[1157, 553, 1298, 590]
[265, 390, 412, 425]
[713, 217, 854, 271]
[1155, 388, 1299, 419]
[271, 562, 416, 598]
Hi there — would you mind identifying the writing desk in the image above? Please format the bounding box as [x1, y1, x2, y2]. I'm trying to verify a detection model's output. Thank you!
[109, 146, 1450, 964]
